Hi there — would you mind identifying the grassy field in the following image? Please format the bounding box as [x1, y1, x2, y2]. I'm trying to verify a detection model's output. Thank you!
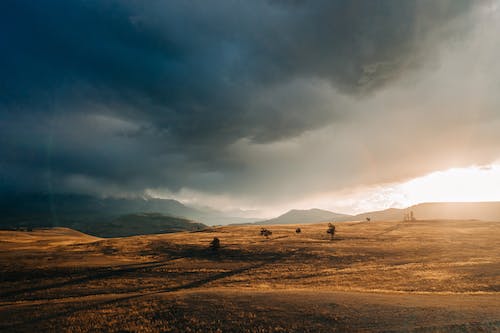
[1, 220, 499, 332]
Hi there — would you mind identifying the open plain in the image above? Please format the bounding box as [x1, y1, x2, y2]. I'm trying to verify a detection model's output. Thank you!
[1, 220, 499, 332]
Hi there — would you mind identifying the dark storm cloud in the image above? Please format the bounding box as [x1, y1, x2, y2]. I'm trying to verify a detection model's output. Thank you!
[0, 0, 486, 202]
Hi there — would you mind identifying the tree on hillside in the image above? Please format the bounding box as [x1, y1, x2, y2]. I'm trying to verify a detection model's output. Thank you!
[295, 227, 301, 234]
[326, 223, 336, 240]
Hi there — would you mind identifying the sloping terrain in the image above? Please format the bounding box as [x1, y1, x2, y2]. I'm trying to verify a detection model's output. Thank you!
[257, 208, 353, 225]
[354, 201, 500, 222]
[0, 193, 257, 228]
[257, 202, 500, 226]
[409, 201, 500, 221]
[77, 213, 207, 237]
[1, 220, 499, 332]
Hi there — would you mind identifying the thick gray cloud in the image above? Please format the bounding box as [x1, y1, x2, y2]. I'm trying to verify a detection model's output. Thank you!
[1, 0, 499, 212]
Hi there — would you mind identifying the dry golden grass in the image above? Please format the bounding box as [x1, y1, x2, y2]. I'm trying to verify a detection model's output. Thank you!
[1, 220, 499, 332]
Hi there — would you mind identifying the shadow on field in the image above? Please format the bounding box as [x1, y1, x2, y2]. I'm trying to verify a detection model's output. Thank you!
[1, 256, 282, 331]
[0, 244, 289, 300]
[0, 257, 184, 299]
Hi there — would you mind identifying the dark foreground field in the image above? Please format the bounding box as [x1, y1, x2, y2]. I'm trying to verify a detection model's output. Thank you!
[1, 220, 499, 332]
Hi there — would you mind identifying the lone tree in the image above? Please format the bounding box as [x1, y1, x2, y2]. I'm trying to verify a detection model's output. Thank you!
[326, 223, 336, 240]
[260, 227, 272, 238]
[366, 217, 371, 222]
[295, 227, 301, 234]
[209, 237, 220, 251]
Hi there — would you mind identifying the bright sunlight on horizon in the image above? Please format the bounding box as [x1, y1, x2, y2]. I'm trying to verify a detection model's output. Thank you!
[396, 164, 500, 204]
[305, 164, 500, 216]
[358, 164, 500, 214]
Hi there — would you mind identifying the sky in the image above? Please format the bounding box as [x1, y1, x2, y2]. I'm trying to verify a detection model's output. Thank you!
[1, 1, 500, 217]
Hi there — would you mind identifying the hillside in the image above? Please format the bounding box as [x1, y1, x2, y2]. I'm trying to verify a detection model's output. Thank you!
[258, 201, 500, 226]
[410, 202, 500, 221]
[3, 195, 499, 234]
[77, 213, 207, 238]
[257, 208, 353, 225]
[353, 202, 500, 222]
[0, 193, 257, 228]
[354, 207, 405, 222]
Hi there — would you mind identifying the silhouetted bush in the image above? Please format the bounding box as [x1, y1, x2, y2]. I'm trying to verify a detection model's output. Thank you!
[260, 228, 272, 238]
[209, 237, 220, 251]
[326, 223, 336, 240]
[295, 227, 301, 234]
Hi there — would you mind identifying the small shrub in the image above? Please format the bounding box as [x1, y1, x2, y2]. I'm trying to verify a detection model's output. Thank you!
[209, 237, 220, 251]
[260, 228, 272, 238]
[326, 223, 336, 240]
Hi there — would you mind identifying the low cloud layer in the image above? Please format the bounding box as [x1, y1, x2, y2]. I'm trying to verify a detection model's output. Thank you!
[1, 1, 499, 214]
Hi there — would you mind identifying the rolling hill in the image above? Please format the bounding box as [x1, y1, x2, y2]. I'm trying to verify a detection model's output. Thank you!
[77, 213, 207, 237]
[353, 202, 500, 222]
[406, 201, 500, 221]
[257, 202, 500, 225]
[257, 208, 353, 225]
[2, 193, 499, 235]
[353, 207, 406, 222]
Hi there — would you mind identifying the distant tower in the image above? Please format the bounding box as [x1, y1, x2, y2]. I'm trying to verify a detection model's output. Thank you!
[404, 210, 415, 222]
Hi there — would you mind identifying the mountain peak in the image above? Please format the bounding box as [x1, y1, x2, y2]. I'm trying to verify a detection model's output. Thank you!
[258, 208, 353, 225]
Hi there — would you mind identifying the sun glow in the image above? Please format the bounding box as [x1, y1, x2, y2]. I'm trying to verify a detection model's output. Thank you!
[314, 164, 500, 216]
[394, 164, 500, 207]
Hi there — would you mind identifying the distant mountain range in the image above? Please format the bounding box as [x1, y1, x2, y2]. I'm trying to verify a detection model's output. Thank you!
[0, 193, 256, 230]
[256, 202, 500, 225]
[2, 193, 499, 236]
